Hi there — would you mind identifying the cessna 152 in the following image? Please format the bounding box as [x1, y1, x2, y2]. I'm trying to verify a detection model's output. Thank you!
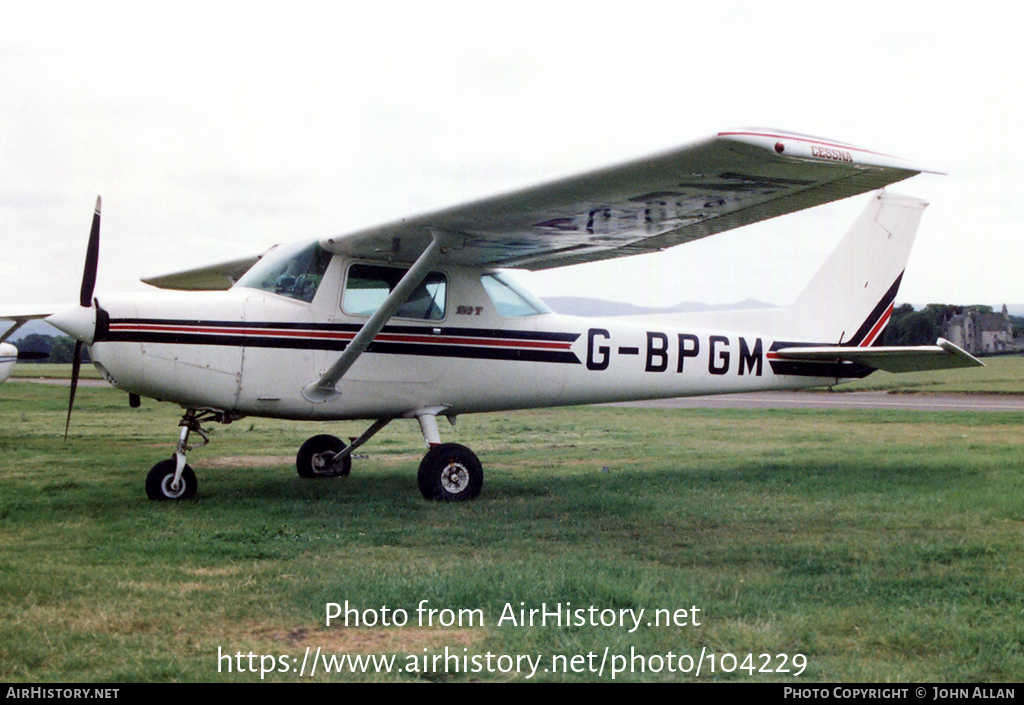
[5, 129, 982, 502]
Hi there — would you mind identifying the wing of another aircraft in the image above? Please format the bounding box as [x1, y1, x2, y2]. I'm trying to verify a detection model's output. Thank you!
[0, 307, 59, 343]
[318, 128, 935, 269]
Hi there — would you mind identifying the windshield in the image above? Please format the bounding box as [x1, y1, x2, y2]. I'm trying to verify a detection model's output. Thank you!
[235, 241, 332, 303]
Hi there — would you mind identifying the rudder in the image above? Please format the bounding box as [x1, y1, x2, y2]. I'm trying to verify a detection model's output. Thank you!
[786, 191, 927, 345]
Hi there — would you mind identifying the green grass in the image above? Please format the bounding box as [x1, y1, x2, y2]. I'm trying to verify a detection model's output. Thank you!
[1, 382, 1023, 682]
[10, 363, 102, 380]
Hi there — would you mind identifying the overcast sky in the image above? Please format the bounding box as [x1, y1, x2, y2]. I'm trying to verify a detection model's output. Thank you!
[1, 1, 1021, 311]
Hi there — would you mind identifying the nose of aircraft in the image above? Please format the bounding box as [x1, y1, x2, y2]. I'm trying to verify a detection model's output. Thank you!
[47, 305, 98, 346]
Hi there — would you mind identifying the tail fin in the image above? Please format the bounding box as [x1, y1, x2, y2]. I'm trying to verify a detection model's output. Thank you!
[786, 190, 927, 345]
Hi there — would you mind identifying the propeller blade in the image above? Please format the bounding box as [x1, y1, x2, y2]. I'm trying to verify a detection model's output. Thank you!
[64, 197, 102, 439]
[65, 341, 83, 440]
[80, 196, 101, 308]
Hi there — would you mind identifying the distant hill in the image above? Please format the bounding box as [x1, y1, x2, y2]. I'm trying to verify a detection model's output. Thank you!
[541, 297, 775, 317]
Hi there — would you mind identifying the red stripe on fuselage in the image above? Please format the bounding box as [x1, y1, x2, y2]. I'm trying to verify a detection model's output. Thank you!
[106, 322, 574, 351]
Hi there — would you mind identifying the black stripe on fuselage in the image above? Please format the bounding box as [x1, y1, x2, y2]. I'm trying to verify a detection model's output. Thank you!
[767, 341, 874, 378]
[102, 319, 582, 365]
[102, 318, 578, 340]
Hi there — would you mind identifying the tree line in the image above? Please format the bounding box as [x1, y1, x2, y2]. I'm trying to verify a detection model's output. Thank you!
[883, 304, 1024, 346]
[11, 334, 90, 364]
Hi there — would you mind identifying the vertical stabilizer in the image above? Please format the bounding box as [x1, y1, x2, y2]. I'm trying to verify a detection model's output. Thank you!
[786, 191, 926, 345]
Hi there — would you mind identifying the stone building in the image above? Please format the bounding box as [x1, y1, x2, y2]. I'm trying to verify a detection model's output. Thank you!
[942, 305, 1015, 354]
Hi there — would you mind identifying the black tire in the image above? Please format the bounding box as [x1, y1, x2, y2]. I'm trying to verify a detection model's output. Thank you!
[296, 434, 351, 478]
[417, 443, 483, 501]
[146, 459, 198, 501]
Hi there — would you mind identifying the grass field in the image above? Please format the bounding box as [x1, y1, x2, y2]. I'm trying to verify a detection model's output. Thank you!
[10, 363, 103, 380]
[1, 380, 1023, 682]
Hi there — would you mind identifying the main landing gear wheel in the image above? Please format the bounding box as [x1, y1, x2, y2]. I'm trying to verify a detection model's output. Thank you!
[296, 434, 351, 478]
[417, 443, 483, 501]
[146, 459, 197, 501]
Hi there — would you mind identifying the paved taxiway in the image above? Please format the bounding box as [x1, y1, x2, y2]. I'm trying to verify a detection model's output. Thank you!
[611, 391, 1024, 412]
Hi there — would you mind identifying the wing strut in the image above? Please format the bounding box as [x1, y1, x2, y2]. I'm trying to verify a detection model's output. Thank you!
[302, 230, 447, 403]
[0, 319, 29, 344]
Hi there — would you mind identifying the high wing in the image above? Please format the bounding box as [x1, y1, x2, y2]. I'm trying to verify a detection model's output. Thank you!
[772, 338, 983, 374]
[141, 254, 262, 291]
[142, 128, 932, 286]
[318, 128, 934, 269]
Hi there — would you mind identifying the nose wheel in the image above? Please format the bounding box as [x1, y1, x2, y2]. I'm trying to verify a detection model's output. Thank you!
[146, 459, 197, 500]
[145, 409, 228, 501]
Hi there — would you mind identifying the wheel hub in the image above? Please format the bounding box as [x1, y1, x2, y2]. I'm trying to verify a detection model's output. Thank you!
[160, 474, 187, 499]
[312, 451, 335, 474]
[440, 461, 470, 494]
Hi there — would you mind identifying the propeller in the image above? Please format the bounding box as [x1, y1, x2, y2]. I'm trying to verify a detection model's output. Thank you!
[49, 196, 101, 439]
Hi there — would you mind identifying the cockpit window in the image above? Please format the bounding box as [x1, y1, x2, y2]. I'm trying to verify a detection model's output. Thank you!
[235, 241, 332, 303]
[481, 272, 550, 317]
[343, 264, 447, 320]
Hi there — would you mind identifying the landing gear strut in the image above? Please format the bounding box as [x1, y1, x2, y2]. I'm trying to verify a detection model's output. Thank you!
[296, 417, 392, 479]
[294, 412, 486, 501]
[144, 408, 487, 502]
[296, 434, 351, 478]
[145, 409, 227, 501]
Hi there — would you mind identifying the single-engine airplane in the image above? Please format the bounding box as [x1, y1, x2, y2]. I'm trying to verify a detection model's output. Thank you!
[0, 343, 17, 384]
[2, 129, 982, 502]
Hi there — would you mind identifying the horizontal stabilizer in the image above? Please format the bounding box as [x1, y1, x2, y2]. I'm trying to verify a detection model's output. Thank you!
[772, 338, 983, 374]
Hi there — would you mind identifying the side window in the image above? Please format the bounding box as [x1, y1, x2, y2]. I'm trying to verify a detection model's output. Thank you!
[481, 272, 550, 317]
[343, 264, 447, 320]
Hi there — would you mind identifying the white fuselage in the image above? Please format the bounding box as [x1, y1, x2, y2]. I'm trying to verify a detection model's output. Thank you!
[0, 342, 16, 384]
[87, 256, 854, 421]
